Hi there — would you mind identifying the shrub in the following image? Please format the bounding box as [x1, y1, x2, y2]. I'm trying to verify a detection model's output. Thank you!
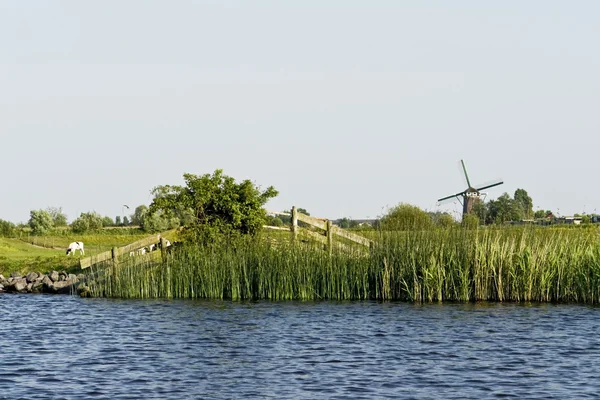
[71, 212, 104, 233]
[28, 209, 54, 235]
[47, 207, 68, 227]
[380, 203, 433, 231]
[149, 169, 278, 243]
[142, 211, 179, 233]
[0, 219, 15, 237]
[266, 216, 284, 227]
[102, 216, 115, 227]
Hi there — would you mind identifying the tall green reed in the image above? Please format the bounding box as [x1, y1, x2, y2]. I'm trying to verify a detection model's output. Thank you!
[85, 226, 600, 303]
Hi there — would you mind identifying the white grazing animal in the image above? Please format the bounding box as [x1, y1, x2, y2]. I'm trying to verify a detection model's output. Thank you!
[66, 242, 84, 256]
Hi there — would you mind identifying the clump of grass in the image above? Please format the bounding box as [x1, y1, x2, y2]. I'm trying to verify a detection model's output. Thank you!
[85, 226, 600, 303]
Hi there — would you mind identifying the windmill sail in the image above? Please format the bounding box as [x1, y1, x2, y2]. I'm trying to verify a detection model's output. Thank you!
[437, 191, 466, 203]
[436, 160, 504, 217]
[461, 160, 472, 188]
[476, 181, 504, 191]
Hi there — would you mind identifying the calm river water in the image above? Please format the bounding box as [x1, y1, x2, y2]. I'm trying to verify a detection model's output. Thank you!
[1, 294, 599, 399]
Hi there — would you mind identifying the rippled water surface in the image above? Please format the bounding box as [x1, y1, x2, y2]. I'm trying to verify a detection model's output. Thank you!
[1, 294, 599, 399]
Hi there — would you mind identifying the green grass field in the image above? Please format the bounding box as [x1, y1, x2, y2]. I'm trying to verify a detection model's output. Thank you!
[0, 237, 78, 276]
[0, 230, 156, 276]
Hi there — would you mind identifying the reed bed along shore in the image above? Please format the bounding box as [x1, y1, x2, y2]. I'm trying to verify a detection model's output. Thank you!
[85, 226, 600, 303]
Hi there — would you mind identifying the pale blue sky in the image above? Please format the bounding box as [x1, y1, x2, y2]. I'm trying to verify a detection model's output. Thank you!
[1, 1, 599, 223]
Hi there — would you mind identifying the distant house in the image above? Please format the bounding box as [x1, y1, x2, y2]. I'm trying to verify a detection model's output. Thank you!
[532, 216, 582, 226]
[560, 216, 582, 225]
[534, 217, 554, 226]
[505, 218, 542, 226]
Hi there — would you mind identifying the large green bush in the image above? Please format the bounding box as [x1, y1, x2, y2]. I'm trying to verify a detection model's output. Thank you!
[380, 203, 433, 231]
[149, 169, 278, 243]
[28, 209, 54, 235]
[71, 212, 104, 233]
[0, 219, 15, 237]
[46, 207, 68, 227]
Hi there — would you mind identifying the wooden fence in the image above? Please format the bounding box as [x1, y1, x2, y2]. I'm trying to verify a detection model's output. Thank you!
[266, 206, 373, 252]
[79, 234, 170, 269]
[80, 209, 370, 268]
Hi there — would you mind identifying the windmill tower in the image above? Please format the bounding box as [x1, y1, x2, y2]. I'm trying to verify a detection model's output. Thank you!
[437, 160, 504, 218]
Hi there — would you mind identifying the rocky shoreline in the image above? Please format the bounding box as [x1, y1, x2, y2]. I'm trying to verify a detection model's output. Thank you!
[0, 271, 88, 295]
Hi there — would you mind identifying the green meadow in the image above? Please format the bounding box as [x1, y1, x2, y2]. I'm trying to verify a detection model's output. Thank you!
[0, 230, 150, 276]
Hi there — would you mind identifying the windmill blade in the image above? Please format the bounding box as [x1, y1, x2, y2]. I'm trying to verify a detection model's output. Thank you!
[476, 181, 504, 191]
[461, 160, 472, 188]
[437, 191, 466, 203]
[437, 196, 460, 206]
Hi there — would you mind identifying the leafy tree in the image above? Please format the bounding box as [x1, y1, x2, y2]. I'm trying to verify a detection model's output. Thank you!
[349, 220, 361, 229]
[428, 211, 456, 228]
[142, 210, 179, 232]
[71, 212, 104, 233]
[487, 193, 522, 224]
[514, 189, 533, 220]
[123, 216, 130, 226]
[279, 211, 291, 225]
[337, 217, 351, 229]
[29, 209, 54, 235]
[177, 208, 195, 226]
[85, 212, 104, 230]
[582, 215, 591, 224]
[534, 209, 553, 219]
[47, 207, 68, 227]
[472, 201, 488, 224]
[131, 205, 148, 226]
[380, 203, 433, 231]
[0, 219, 15, 237]
[534, 209, 545, 219]
[149, 169, 278, 243]
[70, 218, 89, 233]
[266, 215, 284, 227]
[102, 216, 114, 227]
[115, 216, 122, 226]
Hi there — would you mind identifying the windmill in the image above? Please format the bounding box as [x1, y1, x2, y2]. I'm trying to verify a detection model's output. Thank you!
[437, 160, 503, 218]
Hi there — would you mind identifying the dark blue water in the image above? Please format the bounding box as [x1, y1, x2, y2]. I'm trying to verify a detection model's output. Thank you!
[1, 294, 599, 399]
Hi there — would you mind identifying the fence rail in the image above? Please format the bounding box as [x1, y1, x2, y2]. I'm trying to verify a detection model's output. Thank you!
[79, 230, 177, 269]
[79, 211, 370, 268]
[267, 206, 373, 252]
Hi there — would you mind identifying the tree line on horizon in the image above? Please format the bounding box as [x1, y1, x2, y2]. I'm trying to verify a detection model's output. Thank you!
[0, 171, 596, 240]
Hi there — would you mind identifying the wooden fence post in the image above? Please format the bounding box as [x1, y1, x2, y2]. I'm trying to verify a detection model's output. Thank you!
[160, 237, 167, 264]
[111, 246, 119, 282]
[291, 206, 298, 242]
[112, 247, 119, 267]
[326, 220, 333, 254]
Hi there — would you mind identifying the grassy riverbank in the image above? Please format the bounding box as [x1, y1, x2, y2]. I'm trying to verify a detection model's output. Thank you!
[0, 229, 149, 276]
[0, 237, 78, 275]
[84, 226, 600, 303]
